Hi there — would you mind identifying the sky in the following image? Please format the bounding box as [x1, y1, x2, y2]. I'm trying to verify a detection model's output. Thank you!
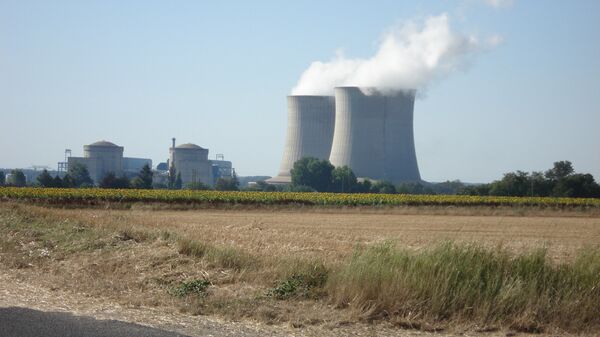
[1, 0, 599, 183]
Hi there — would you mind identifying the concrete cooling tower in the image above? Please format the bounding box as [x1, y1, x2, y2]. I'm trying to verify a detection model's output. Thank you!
[267, 95, 335, 184]
[329, 87, 420, 184]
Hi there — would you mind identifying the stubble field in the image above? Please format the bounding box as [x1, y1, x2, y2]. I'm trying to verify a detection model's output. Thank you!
[1, 201, 599, 336]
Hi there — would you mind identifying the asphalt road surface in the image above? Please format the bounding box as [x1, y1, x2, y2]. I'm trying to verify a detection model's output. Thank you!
[0, 307, 193, 337]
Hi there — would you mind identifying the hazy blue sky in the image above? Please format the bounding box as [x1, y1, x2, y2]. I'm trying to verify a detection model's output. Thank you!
[1, 0, 599, 182]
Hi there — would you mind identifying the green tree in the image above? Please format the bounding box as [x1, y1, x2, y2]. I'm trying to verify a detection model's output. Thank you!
[552, 174, 600, 198]
[37, 169, 54, 187]
[352, 179, 372, 193]
[68, 163, 93, 187]
[529, 171, 553, 196]
[0, 171, 5, 186]
[430, 180, 466, 195]
[332, 166, 357, 193]
[396, 182, 436, 195]
[231, 170, 240, 190]
[545, 161, 574, 181]
[458, 184, 492, 196]
[10, 170, 27, 187]
[100, 172, 130, 189]
[186, 181, 212, 190]
[373, 181, 398, 194]
[135, 164, 153, 189]
[168, 165, 177, 189]
[61, 174, 75, 188]
[290, 157, 335, 192]
[488, 171, 530, 196]
[100, 172, 118, 188]
[52, 175, 63, 188]
[174, 172, 183, 189]
[290, 184, 316, 192]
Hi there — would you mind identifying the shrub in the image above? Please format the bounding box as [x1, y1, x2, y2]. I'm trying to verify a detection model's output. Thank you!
[268, 262, 328, 299]
[170, 279, 211, 297]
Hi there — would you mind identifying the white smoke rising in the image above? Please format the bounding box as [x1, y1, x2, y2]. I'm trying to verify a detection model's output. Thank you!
[291, 14, 498, 96]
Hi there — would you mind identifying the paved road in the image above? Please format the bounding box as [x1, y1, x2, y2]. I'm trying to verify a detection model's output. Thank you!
[0, 307, 193, 337]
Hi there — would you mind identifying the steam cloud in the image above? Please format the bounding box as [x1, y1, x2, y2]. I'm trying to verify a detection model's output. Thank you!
[291, 14, 499, 96]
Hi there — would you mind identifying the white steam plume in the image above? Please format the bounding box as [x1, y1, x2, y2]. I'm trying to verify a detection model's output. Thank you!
[291, 14, 499, 96]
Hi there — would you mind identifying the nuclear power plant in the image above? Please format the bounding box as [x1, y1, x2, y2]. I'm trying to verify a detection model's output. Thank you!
[68, 141, 151, 183]
[269, 86, 420, 185]
[169, 141, 212, 186]
[62, 139, 232, 187]
[268, 95, 335, 184]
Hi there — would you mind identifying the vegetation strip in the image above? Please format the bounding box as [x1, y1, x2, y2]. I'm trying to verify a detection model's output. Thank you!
[1, 187, 600, 207]
[328, 243, 600, 332]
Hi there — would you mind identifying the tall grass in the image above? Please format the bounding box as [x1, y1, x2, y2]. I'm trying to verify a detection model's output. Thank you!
[327, 242, 600, 331]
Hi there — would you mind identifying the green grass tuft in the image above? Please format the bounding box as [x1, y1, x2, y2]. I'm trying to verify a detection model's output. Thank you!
[170, 279, 211, 297]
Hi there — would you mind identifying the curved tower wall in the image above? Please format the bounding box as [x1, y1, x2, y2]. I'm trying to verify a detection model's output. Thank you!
[169, 147, 212, 186]
[83, 144, 124, 183]
[329, 87, 420, 184]
[270, 96, 335, 182]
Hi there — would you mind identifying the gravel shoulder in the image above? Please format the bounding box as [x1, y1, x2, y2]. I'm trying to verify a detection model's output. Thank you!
[0, 270, 576, 337]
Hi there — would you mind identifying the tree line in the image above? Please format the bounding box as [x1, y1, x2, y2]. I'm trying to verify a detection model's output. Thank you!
[458, 161, 600, 198]
[2, 158, 598, 198]
[245, 157, 600, 199]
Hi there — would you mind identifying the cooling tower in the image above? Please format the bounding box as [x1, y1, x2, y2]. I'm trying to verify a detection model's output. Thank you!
[267, 95, 335, 184]
[329, 87, 420, 184]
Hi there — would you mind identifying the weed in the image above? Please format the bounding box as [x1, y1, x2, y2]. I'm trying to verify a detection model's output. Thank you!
[170, 279, 211, 298]
[268, 262, 328, 299]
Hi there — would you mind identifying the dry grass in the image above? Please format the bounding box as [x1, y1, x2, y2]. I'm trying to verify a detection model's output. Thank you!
[328, 242, 600, 331]
[1, 202, 599, 334]
[39, 205, 600, 261]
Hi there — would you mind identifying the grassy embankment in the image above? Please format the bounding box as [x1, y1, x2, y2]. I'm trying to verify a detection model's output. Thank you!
[0, 203, 598, 333]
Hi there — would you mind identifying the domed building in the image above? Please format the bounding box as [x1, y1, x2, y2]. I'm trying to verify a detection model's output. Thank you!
[68, 140, 151, 185]
[169, 142, 212, 186]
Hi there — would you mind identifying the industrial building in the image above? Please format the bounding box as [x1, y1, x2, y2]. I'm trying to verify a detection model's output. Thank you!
[123, 157, 153, 176]
[67, 141, 152, 184]
[211, 157, 233, 184]
[267, 95, 335, 184]
[270, 86, 421, 185]
[168, 139, 232, 187]
[329, 87, 420, 183]
[169, 141, 212, 186]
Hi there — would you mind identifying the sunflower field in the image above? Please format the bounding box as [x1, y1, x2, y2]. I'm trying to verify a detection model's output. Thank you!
[1, 187, 599, 208]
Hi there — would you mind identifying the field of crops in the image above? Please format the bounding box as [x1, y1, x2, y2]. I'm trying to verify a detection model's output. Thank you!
[1, 187, 600, 207]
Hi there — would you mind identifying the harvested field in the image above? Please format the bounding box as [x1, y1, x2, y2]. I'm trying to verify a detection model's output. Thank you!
[1, 202, 599, 336]
[47, 207, 600, 261]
